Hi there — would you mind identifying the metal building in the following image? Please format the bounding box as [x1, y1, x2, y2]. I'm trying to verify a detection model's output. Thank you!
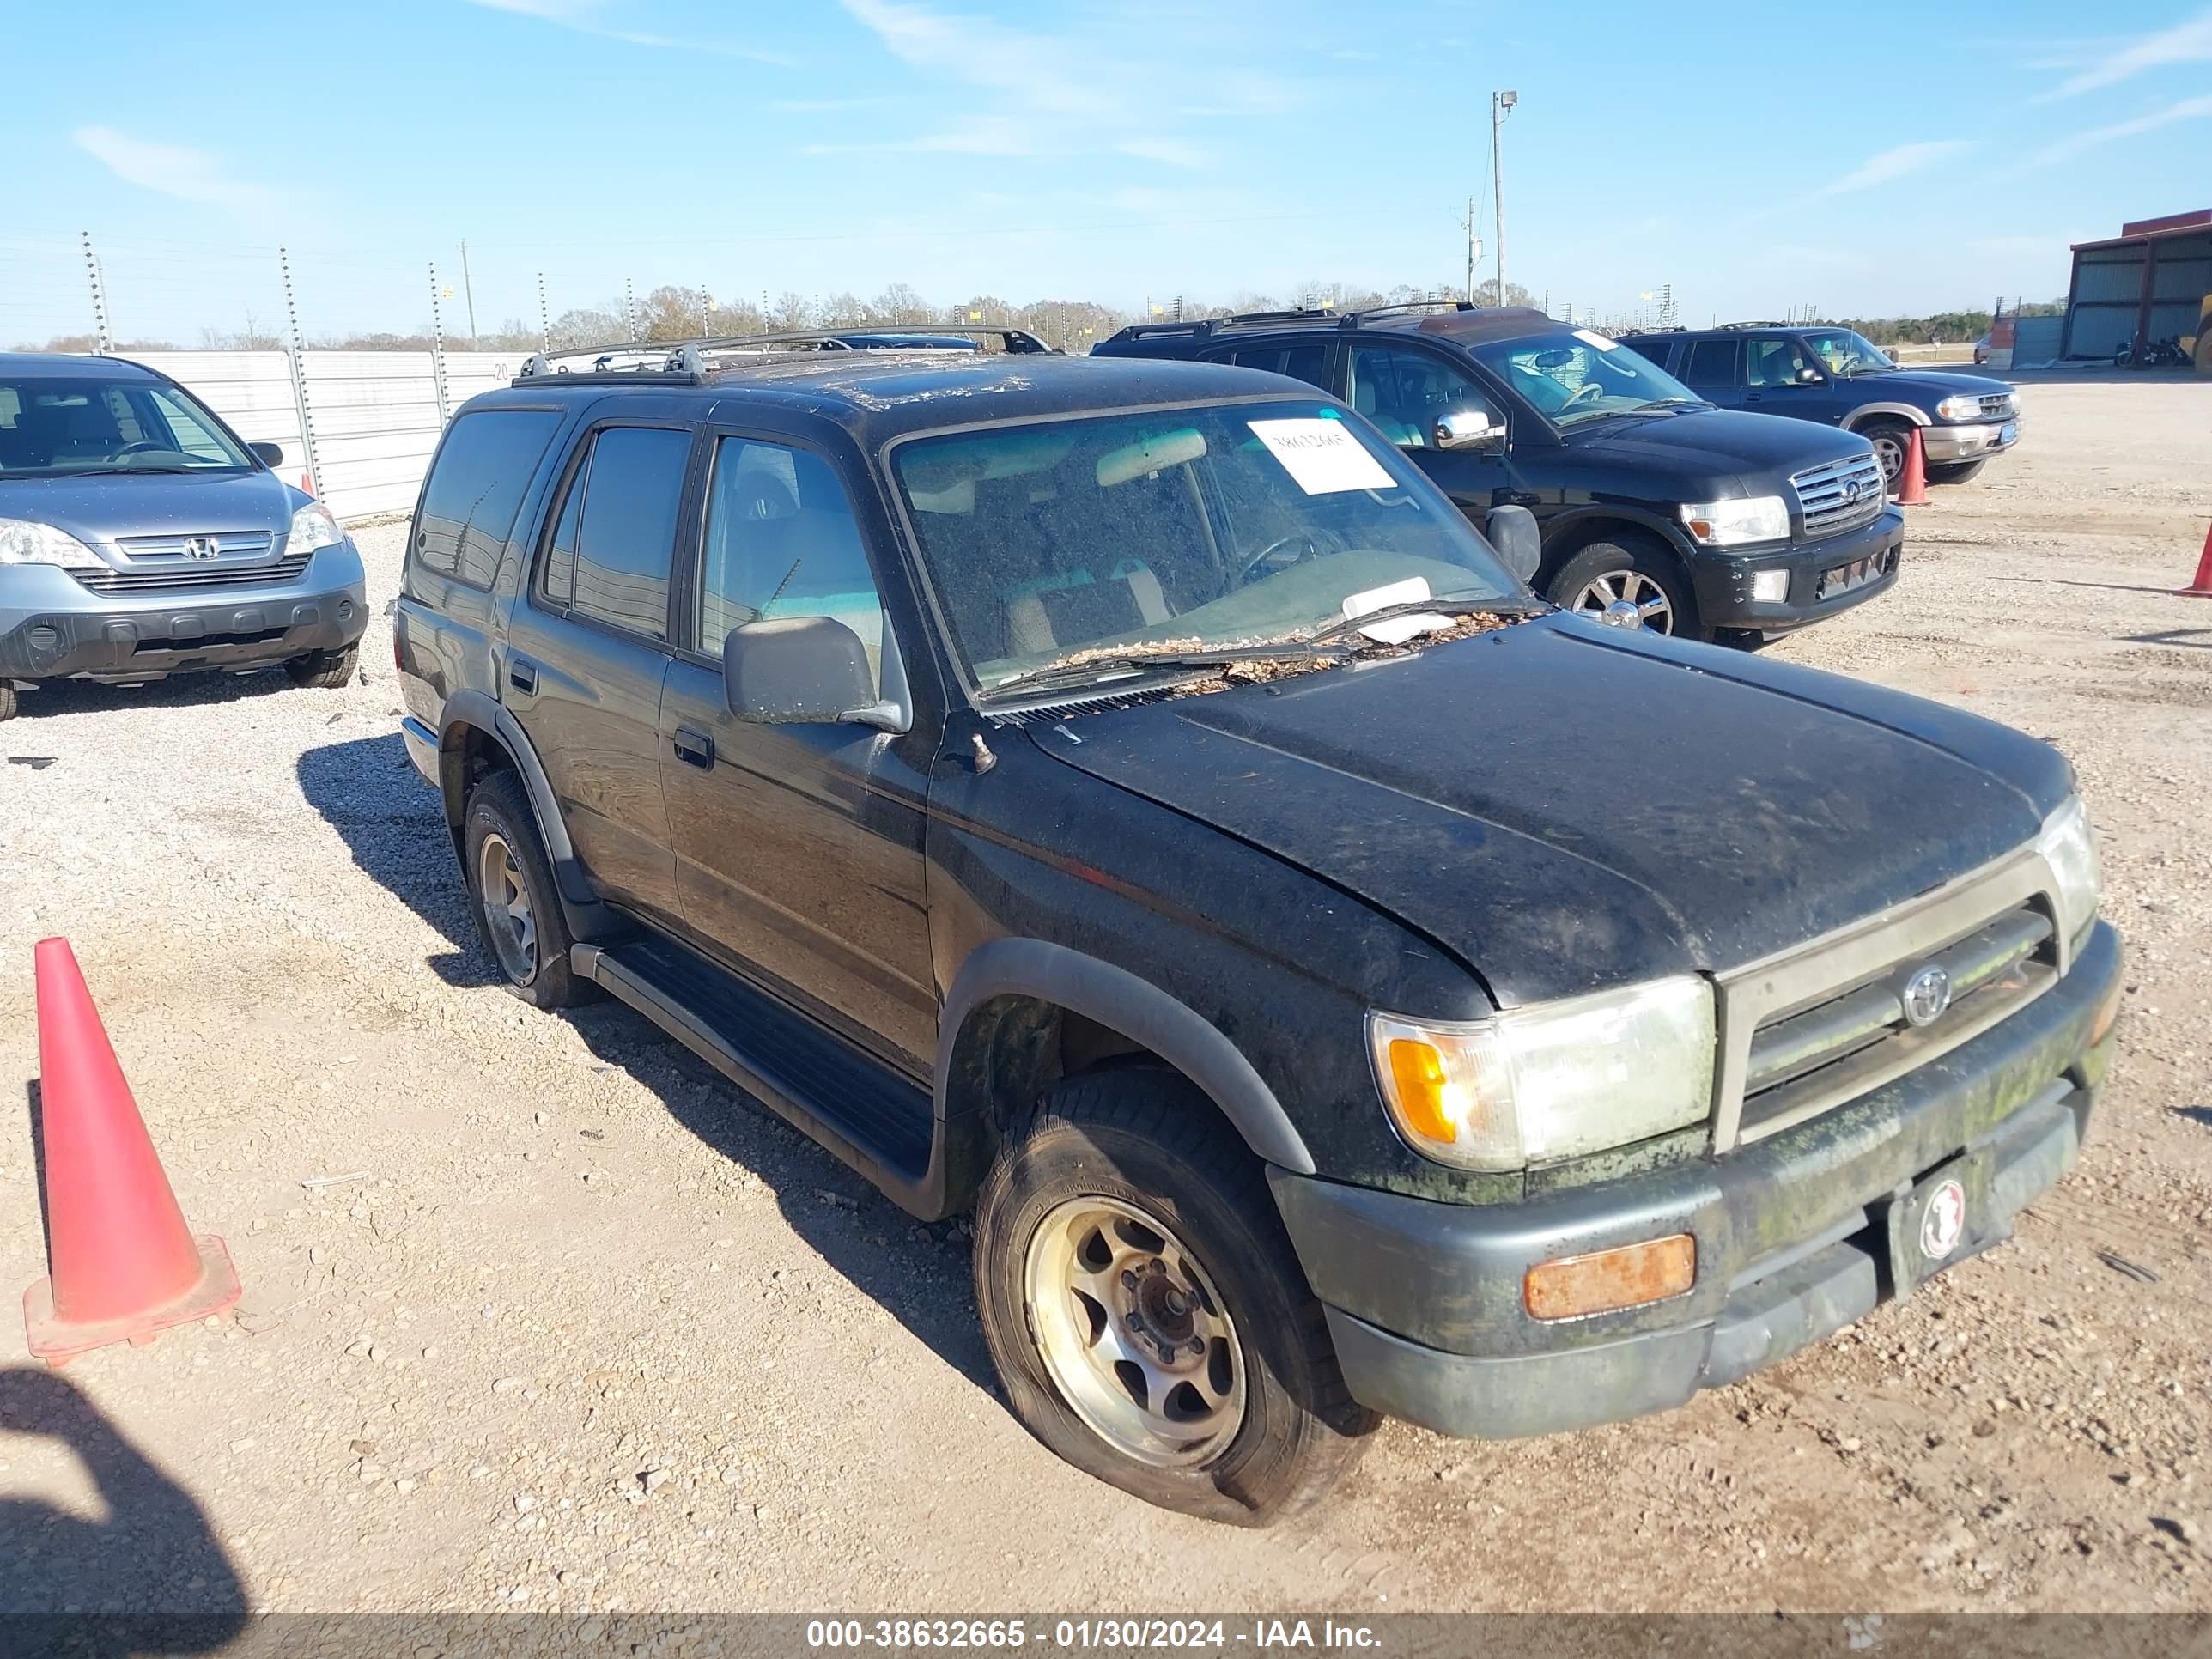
[2061, 209, 2212, 362]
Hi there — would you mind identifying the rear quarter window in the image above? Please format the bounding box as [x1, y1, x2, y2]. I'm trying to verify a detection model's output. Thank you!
[411, 409, 564, 590]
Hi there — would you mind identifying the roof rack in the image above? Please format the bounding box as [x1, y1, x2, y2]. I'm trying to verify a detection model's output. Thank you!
[1720, 320, 1820, 331]
[1111, 299, 1480, 342]
[513, 324, 1058, 386]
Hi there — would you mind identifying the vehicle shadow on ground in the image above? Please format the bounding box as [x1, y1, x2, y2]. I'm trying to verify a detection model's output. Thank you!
[294, 732, 500, 989]
[0, 1367, 247, 1650]
[292, 737, 998, 1397]
[7, 667, 296, 725]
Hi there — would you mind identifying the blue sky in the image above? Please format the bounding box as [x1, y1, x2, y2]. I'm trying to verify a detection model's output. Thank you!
[7, 0, 2210, 343]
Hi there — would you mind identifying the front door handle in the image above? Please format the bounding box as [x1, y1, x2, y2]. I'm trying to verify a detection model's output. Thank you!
[672, 726, 715, 769]
[508, 659, 539, 696]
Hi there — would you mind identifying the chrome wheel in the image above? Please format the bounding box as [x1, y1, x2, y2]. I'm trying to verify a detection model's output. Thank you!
[476, 831, 538, 982]
[1571, 568, 1675, 634]
[1869, 429, 1907, 484]
[1024, 1195, 1245, 1468]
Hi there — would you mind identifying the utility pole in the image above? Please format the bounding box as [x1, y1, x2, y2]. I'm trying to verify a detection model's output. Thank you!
[1491, 89, 1517, 305]
[1462, 196, 1482, 304]
[624, 276, 637, 343]
[538, 271, 550, 354]
[80, 230, 114, 354]
[459, 240, 480, 349]
[279, 246, 322, 496]
[428, 262, 452, 425]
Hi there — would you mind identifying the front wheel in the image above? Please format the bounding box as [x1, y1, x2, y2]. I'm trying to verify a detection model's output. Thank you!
[1860, 419, 1916, 488]
[284, 643, 359, 689]
[0, 682, 16, 722]
[974, 1068, 1376, 1525]
[1546, 536, 1694, 637]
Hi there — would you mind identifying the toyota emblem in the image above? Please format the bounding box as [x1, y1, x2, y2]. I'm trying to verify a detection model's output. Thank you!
[182, 536, 221, 560]
[1920, 1178, 1966, 1261]
[1901, 964, 1952, 1028]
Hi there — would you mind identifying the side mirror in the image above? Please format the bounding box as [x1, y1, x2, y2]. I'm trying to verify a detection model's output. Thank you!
[1432, 408, 1505, 453]
[1483, 504, 1541, 585]
[249, 441, 284, 466]
[1795, 366, 1823, 385]
[723, 616, 899, 729]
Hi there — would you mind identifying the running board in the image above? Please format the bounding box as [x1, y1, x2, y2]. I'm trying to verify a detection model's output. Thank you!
[572, 937, 945, 1217]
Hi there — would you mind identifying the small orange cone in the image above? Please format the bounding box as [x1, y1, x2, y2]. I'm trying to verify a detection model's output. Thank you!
[2179, 524, 2212, 599]
[21, 939, 240, 1366]
[1894, 428, 1929, 507]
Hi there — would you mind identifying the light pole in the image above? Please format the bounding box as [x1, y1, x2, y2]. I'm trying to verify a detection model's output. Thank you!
[1492, 89, 1517, 305]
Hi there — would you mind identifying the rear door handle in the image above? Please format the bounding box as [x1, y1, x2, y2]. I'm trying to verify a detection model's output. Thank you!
[508, 659, 539, 696]
[672, 726, 715, 769]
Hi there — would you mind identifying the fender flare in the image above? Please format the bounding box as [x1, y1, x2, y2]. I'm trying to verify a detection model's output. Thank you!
[437, 690, 617, 938]
[1840, 400, 1930, 430]
[1542, 504, 1700, 565]
[936, 938, 1316, 1175]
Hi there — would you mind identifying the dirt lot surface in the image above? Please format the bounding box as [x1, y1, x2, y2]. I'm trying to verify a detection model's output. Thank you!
[1, 371, 2207, 1619]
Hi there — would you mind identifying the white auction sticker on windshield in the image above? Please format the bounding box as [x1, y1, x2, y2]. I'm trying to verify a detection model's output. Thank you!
[1248, 418, 1396, 495]
[1572, 328, 1619, 351]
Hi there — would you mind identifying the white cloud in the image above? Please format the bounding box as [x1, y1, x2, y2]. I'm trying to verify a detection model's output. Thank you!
[839, 0, 1111, 117]
[2030, 92, 2212, 161]
[73, 127, 281, 216]
[466, 0, 792, 64]
[2034, 8, 2212, 98]
[1813, 141, 1974, 197]
[1118, 137, 1212, 169]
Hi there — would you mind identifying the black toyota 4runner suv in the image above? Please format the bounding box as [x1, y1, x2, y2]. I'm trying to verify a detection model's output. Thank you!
[1095, 305, 1903, 642]
[395, 334, 2120, 1525]
[1620, 323, 2021, 487]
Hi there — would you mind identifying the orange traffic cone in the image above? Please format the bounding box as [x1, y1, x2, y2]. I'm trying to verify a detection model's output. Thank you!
[2179, 524, 2212, 599]
[21, 939, 240, 1366]
[1893, 428, 1929, 507]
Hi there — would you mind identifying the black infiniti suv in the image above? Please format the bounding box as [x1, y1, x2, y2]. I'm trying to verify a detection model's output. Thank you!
[395, 333, 2119, 1525]
[1096, 305, 1902, 642]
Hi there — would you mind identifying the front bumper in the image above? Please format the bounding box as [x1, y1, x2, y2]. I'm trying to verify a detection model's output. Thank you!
[0, 544, 368, 684]
[1687, 507, 1905, 635]
[1922, 418, 2020, 465]
[1271, 918, 2123, 1440]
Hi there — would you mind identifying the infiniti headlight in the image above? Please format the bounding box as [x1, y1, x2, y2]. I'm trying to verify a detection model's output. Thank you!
[0, 518, 104, 568]
[289, 501, 344, 555]
[1935, 394, 1984, 422]
[1369, 976, 1716, 1171]
[1679, 495, 1789, 547]
[2035, 795, 2101, 949]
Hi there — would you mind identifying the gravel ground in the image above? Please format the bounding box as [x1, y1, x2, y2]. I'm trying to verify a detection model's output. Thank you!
[0, 371, 2206, 1618]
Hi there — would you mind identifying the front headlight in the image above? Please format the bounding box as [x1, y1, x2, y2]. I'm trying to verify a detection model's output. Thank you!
[0, 518, 104, 569]
[1369, 976, 1716, 1171]
[2036, 795, 2101, 948]
[1680, 495, 1789, 547]
[288, 501, 344, 555]
[1935, 394, 1984, 422]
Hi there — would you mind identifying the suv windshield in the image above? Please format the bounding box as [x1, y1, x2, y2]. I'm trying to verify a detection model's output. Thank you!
[1799, 330, 1894, 375]
[890, 398, 1518, 690]
[1468, 335, 1705, 428]
[0, 375, 252, 477]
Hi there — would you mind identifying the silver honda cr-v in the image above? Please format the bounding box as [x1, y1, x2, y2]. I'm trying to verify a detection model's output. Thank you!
[0, 351, 368, 721]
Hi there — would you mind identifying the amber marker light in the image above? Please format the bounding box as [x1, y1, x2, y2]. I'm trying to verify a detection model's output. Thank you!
[1524, 1235, 1697, 1322]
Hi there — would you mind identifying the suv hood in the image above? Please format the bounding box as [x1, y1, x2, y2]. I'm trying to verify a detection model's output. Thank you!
[1565, 404, 1870, 489]
[0, 469, 301, 561]
[1027, 615, 2070, 1007]
[1844, 368, 2008, 403]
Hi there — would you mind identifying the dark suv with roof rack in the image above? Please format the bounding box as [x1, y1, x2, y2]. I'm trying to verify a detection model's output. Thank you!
[392, 329, 2119, 1526]
[1094, 304, 1903, 642]
[1620, 323, 2021, 486]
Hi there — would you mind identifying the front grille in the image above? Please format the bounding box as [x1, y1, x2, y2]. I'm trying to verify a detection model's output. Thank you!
[1978, 392, 2014, 419]
[1790, 453, 1886, 539]
[1711, 848, 2073, 1149]
[72, 552, 310, 594]
[114, 530, 276, 559]
[1815, 547, 1895, 601]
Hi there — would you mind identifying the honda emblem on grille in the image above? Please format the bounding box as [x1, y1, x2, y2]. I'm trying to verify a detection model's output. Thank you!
[1901, 965, 1952, 1028]
[182, 536, 222, 560]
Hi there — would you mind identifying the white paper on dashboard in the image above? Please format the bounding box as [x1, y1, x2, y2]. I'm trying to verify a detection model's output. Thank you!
[1247, 418, 1397, 495]
[1339, 575, 1449, 644]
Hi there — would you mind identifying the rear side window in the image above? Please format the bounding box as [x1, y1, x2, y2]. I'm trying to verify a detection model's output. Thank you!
[1627, 338, 1675, 374]
[551, 426, 692, 641]
[1218, 341, 1329, 388]
[414, 409, 563, 588]
[1683, 339, 1741, 386]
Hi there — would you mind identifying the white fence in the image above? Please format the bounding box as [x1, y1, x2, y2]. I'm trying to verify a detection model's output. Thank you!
[128, 349, 525, 523]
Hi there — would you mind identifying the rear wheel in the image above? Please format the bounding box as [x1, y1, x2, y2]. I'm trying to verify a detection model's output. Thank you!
[1927, 459, 1986, 484]
[974, 1067, 1376, 1525]
[1860, 419, 1914, 488]
[463, 770, 593, 1009]
[1546, 536, 1695, 637]
[284, 643, 358, 689]
[0, 683, 16, 722]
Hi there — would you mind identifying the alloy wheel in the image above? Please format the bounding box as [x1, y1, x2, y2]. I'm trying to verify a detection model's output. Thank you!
[477, 832, 538, 982]
[1571, 569, 1675, 634]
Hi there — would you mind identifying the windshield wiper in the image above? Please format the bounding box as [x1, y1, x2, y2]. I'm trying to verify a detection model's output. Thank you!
[1304, 593, 1539, 647]
[977, 645, 1337, 702]
[1630, 397, 1706, 412]
[54, 465, 199, 476]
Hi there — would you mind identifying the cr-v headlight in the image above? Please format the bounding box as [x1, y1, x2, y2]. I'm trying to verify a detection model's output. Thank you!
[2036, 795, 2101, 949]
[1369, 976, 1716, 1171]
[0, 519, 104, 568]
[288, 501, 344, 555]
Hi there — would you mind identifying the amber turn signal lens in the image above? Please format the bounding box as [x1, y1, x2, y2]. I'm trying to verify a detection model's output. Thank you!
[1524, 1234, 1696, 1322]
[1386, 1037, 1463, 1144]
[2090, 978, 2122, 1047]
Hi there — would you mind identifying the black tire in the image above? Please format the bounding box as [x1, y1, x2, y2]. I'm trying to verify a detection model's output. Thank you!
[284, 642, 359, 689]
[0, 683, 15, 722]
[1860, 419, 1914, 489]
[974, 1067, 1376, 1525]
[1927, 459, 1986, 484]
[462, 769, 595, 1009]
[1545, 534, 1697, 638]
